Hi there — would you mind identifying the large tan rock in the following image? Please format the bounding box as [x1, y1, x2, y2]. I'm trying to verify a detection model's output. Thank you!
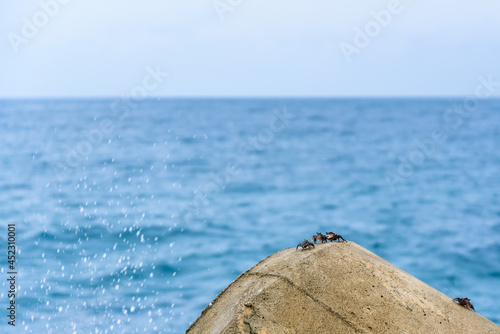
[186, 242, 500, 334]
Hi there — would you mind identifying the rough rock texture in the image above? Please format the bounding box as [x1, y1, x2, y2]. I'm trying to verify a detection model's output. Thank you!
[186, 242, 500, 334]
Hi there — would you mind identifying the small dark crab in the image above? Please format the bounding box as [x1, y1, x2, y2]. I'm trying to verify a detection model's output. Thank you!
[453, 297, 475, 311]
[325, 232, 346, 242]
[296, 239, 315, 250]
[313, 232, 328, 244]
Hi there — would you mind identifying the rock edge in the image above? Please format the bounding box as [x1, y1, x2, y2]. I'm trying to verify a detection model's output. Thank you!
[187, 242, 500, 334]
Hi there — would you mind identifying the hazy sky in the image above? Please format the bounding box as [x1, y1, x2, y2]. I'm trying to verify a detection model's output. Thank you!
[1, 0, 499, 98]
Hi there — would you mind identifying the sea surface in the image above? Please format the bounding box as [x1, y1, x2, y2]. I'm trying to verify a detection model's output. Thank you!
[0, 98, 499, 333]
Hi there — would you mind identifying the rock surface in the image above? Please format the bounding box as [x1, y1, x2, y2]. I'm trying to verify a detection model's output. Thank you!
[186, 242, 500, 334]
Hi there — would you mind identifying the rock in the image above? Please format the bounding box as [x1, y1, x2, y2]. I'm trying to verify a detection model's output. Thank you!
[186, 242, 500, 334]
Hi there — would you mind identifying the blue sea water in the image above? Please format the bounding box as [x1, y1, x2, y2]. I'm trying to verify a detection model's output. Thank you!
[0, 98, 499, 333]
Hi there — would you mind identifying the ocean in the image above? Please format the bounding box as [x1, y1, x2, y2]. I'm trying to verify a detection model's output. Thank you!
[0, 98, 499, 332]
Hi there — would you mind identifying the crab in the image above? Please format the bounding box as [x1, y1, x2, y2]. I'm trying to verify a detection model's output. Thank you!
[313, 232, 328, 244]
[453, 297, 475, 311]
[325, 232, 346, 242]
[296, 239, 315, 250]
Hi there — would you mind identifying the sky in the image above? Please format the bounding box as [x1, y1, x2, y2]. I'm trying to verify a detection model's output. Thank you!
[1, 0, 499, 98]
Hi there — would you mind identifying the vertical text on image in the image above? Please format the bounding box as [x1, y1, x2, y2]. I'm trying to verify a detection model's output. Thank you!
[6, 223, 17, 326]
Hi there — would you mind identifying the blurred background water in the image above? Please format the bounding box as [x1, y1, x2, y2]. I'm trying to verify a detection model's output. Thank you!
[0, 98, 499, 333]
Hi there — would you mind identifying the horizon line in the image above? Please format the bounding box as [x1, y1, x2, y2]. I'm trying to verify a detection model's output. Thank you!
[1, 95, 500, 101]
